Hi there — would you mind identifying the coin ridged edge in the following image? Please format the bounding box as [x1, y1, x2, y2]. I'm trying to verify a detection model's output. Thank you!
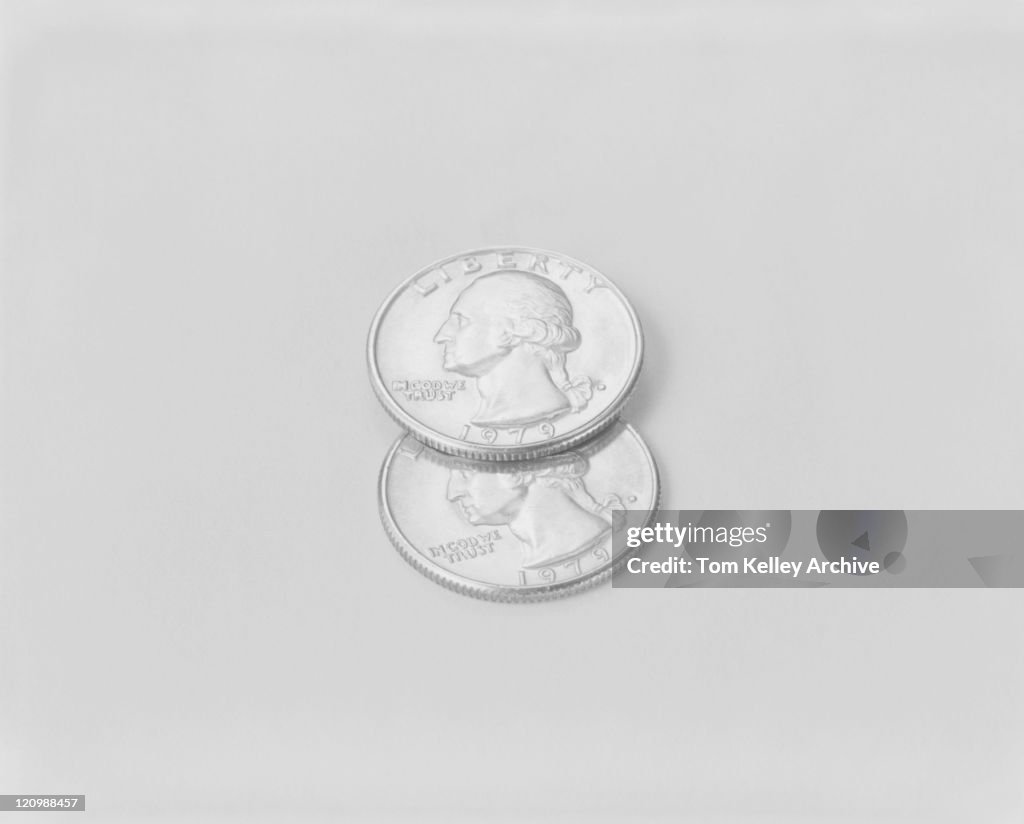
[377, 423, 661, 603]
[366, 246, 644, 462]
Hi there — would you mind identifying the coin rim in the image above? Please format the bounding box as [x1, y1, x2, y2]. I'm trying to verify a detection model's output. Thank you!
[377, 422, 661, 602]
[366, 246, 644, 461]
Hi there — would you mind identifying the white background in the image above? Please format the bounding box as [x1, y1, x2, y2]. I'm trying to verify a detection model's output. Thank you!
[2, 2, 1022, 821]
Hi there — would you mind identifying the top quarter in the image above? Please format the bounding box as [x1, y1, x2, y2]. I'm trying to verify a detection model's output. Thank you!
[367, 247, 644, 460]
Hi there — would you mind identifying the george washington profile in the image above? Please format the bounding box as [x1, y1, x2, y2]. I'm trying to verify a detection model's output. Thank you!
[433, 272, 593, 428]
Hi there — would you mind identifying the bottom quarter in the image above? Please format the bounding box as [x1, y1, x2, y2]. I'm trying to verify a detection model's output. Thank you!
[377, 421, 660, 602]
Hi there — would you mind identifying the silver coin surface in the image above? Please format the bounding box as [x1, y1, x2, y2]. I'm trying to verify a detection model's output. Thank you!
[368, 247, 643, 460]
[378, 421, 659, 602]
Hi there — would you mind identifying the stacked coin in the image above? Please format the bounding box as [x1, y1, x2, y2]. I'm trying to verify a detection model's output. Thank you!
[368, 247, 659, 600]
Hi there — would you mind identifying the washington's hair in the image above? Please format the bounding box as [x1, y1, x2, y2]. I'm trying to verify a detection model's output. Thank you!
[511, 453, 623, 524]
[472, 272, 593, 413]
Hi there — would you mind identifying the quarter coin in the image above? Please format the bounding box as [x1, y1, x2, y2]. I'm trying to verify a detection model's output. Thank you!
[368, 247, 643, 460]
[378, 421, 659, 602]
